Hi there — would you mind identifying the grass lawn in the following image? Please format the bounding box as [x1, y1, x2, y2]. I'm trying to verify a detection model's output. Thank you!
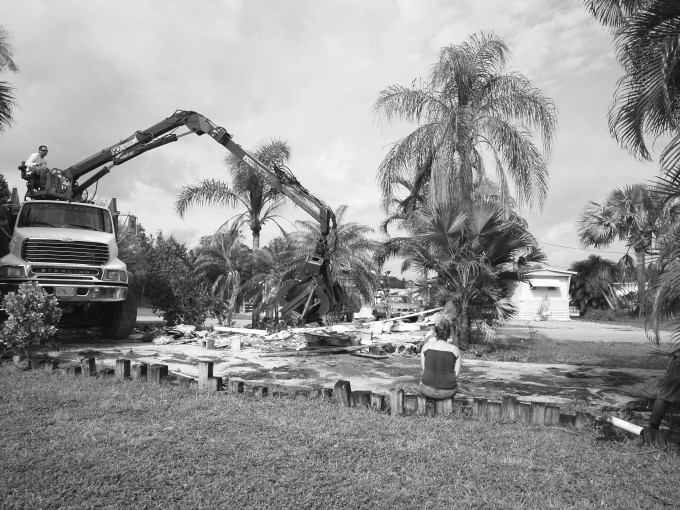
[1, 366, 678, 509]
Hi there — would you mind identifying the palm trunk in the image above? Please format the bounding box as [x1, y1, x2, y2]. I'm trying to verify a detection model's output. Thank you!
[227, 294, 236, 327]
[635, 249, 646, 317]
[459, 309, 470, 349]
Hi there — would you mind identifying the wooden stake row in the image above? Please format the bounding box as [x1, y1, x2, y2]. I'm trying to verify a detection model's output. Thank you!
[38, 357, 597, 429]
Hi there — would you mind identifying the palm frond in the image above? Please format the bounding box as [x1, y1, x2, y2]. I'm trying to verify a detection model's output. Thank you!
[175, 180, 242, 218]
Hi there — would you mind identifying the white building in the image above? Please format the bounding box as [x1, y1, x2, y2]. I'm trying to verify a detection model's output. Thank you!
[503, 267, 577, 321]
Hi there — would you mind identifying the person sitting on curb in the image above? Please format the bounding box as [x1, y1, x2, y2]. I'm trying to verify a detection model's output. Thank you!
[648, 349, 680, 430]
[420, 320, 462, 400]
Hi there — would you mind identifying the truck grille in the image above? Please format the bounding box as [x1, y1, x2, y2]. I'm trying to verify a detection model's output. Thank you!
[22, 239, 110, 265]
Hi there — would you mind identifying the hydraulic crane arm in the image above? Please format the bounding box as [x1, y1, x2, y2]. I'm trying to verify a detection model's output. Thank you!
[60, 110, 336, 235]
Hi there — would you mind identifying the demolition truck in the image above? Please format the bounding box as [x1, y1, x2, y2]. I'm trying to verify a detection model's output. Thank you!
[0, 110, 342, 339]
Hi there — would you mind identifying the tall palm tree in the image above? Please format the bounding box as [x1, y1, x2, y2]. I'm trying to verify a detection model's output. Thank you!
[373, 32, 557, 214]
[577, 184, 675, 307]
[0, 26, 19, 133]
[193, 223, 250, 326]
[176, 139, 290, 249]
[295, 204, 381, 314]
[377, 202, 545, 347]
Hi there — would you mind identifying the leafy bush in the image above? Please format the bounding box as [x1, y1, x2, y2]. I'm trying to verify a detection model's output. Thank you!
[144, 233, 213, 327]
[0, 282, 62, 358]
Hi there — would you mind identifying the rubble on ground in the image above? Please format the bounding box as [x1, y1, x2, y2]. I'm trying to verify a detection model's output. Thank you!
[143, 311, 442, 357]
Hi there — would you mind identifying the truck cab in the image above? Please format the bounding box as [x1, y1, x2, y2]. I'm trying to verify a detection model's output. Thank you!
[0, 198, 137, 339]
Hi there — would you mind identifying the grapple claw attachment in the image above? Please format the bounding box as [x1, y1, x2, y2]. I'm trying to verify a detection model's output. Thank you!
[278, 256, 340, 325]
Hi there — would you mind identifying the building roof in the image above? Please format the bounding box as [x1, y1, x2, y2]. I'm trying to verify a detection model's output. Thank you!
[526, 267, 577, 276]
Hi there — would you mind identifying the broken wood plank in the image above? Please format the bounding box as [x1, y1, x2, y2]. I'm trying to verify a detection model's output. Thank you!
[80, 357, 96, 377]
[131, 363, 148, 381]
[259, 345, 367, 357]
[416, 395, 427, 417]
[517, 403, 531, 425]
[350, 352, 389, 360]
[403, 395, 418, 416]
[486, 402, 502, 421]
[530, 402, 547, 426]
[334, 380, 351, 407]
[370, 393, 384, 412]
[115, 359, 130, 378]
[390, 388, 404, 416]
[198, 362, 214, 391]
[213, 326, 268, 336]
[501, 395, 518, 421]
[351, 391, 371, 409]
[362, 306, 444, 325]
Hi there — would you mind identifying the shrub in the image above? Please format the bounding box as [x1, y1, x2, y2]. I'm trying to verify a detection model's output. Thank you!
[584, 308, 631, 321]
[0, 282, 62, 359]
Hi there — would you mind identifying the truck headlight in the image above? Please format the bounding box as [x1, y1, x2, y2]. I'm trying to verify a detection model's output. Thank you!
[103, 270, 128, 283]
[0, 266, 26, 278]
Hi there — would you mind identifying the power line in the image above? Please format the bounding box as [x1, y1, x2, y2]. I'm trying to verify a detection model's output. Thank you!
[540, 241, 628, 256]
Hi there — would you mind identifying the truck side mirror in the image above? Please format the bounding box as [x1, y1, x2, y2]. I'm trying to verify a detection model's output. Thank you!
[108, 198, 120, 238]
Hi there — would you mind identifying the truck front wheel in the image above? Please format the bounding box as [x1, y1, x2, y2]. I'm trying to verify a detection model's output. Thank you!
[99, 291, 137, 340]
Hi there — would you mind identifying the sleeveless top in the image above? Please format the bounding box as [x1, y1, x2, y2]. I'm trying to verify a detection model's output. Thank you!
[421, 348, 458, 390]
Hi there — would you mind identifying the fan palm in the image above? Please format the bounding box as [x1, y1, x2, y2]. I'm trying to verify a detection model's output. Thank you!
[0, 26, 19, 133]
[577, 184, 677, 310]
[568, 255, 622, 315]
[373, 32, 557, 214]
[377, 202, 545, 347]
[176, 139, 290, 249]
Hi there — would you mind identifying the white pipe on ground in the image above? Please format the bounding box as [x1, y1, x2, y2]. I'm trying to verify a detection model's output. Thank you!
[606, 416, 643, 436]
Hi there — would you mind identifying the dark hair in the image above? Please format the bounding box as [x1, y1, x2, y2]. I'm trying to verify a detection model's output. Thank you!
[433, 321, 451, 341]
[39, 145, 48, 151]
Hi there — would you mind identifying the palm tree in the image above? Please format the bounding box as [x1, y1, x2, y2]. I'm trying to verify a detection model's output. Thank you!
[377, 202, 545, 347]
[0, 26, 19, 133]
[176, 139, 291, 249]
[568, 255, 622, 315]
[295, 204, 381, 316]
[586, 1, 680, 181]
[243, 235, 303, 324]
[193, 223, 250, 326]
[577, 184, 676, 310]
[373, 32, 557, 214]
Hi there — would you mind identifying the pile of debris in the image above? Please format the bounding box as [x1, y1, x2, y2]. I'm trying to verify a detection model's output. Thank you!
[145, 307, 444, 358]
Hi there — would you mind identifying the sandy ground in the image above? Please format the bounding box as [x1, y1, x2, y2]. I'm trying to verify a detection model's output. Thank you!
[46, 312, 671, 412]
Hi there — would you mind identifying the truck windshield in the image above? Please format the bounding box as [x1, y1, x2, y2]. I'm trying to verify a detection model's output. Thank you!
[18, 202, 113, 233]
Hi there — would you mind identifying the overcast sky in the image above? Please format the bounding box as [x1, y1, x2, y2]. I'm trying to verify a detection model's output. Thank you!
[1, 0, 661, 276]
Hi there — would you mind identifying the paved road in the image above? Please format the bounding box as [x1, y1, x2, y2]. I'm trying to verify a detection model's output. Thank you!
[498, 319, 671, 344]
[136, 308, 250, 327]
